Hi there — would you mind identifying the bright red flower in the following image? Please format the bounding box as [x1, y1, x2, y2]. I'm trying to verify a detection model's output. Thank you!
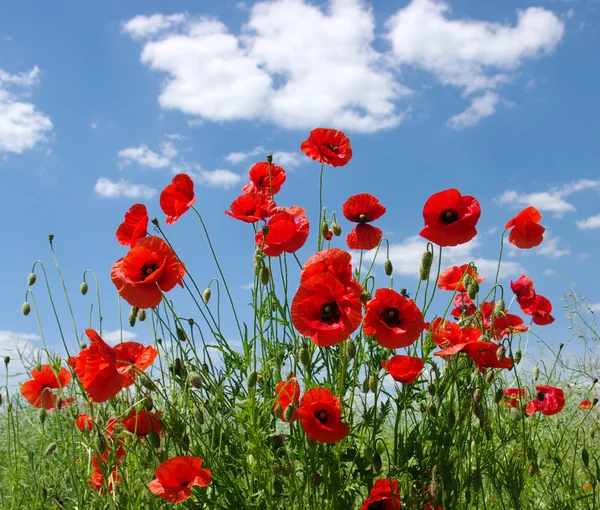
[113, 341, 158, 388]
[461, 341, 513, 372]
[479, 301, 528, 340]
[89, 455, 120, 494]
[382, 355, 424, 385]
[242, 162, 286, 195]
[298, 387, 349, 443]
[580, 399, 594, 409]
[300, 128, 352, 167]
[502, 388, 527, 408]
[111, 236, 185, 309]
[121, 410, 163, 436]
[160, 174, 196, 224]
[291, 273, 363, 347]
[431, 318, 482, 356]
[361, 478, 401, 510]
[301, 248, 363, 297]
[526, 386, 565, 416]
[274, 205, 306, 218]
[438, 264, 484, 292]
[342, 194, 386, 251]
[116, 203, 148, 248]
[522, 294, 555, 326]
[224, 192, 276, 223]
[274, 373, 301, 423]
[75, 413, 94, 432]
[363, 289, 426, 349]
[420, 189, 481, 247]
[450, 292, 476, 318]
[324, 230, 333, 241]
[254, 211, 309, 257]
[505, 206, 545, 249]
[510, 275, 536, 309]
[20, 365, 71, 409]
[148, 456, 212, 504]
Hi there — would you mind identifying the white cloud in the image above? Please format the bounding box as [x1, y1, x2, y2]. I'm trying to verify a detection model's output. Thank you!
[102, 329, 138, 346]
[0, 331, 42, 385]
[160, 140, 178, 159]
[447, 92, 500, 130]
[543, 269, 557, 276]
[225, 146, 265, 165]
[196, 169, 241, 189]
[94, 178, 157, 199]
[241, 283, 254, 290]
[0, 66, 52, 154]
[535, 233, 570, 258]
[576, 214, 600, 230]
[589, 303, 600, 313]
[225, 145, 305, 169]
[122, 13, 187, 40]
[118, 144, 171, 169]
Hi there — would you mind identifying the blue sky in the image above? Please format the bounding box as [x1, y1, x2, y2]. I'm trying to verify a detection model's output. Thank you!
[1, 0, 599, 383]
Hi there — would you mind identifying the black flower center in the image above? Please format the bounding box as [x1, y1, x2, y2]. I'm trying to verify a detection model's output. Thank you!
[180, 480, 190, 487]
[257, 175, 270, 187]
[381, 307, 401, 328]
[142, 263, 159, 278]
[367, 501, 386, 510]
[537, 391, 546, 401]
[314, 409, 329, 424]
[440, 209, 459, 225]
[326, 144, 339, 153]
[320, 302, 341, 324]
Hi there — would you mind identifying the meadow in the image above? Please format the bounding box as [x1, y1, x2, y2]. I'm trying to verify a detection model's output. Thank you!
[0, 128, 598, 510]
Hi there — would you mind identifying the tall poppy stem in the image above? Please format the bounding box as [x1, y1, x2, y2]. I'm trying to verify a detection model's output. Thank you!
[317, 163, 325, 251]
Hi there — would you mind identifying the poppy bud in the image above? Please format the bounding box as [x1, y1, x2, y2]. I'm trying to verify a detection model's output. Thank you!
[44, 443, 57, 456]
[372, 452, 382, 473]
[419, 251, 433, 280]
[582, 448, 589, 468]
[195, 408, 204, 425]
[428, 383, 436, 396]
[55, 397, 63, 410]
[362, 377, 370, 394]
[141, 376, 157, 391]
[299, 347, 311, 368]
[510, 407, 521, 421]
[345, 339, 357, 360]
[494, 299, 505, 318]
[284, 404, 295, 422]
[176, 327, 187, 342]
[496, 346, 506, 363]
[80, 282, 88, 295]
[143, 395, 154, 412]
[473, 388, 483, 404]
[28, 273, 36, 286]
[514, 349, 522, 364]
[202, 288, 211, 304]
[3, 357, 9, 366]
[311, 472, 322, 486]
[48, 234, 54, 242]
[95, 431, 107, 454]
[148, 429, 160, 449]
[467, 279, 479, 300]
[128, 310, 136, 328]
[360, 291, 371, 305]
[559, 343, 564, 350]
[137, 309, 146, 322]
[528, 463, 537, 477]
[485, 371, 494, 384]
[247, 371, 258, 390]
[321, 222, 329, 238]
[22, 302, 31, 316]
[332, 222, 342, 236]
[261, 225, 269, 237]
[260, 266, 270, 286]
[368, 375, 377, 393]
[188, 372, 203, 389]
[427, 402, 437, 417]
[383, 259, 393, 276]
[39, 408, 47, 424]
[495, 388, 504, 404]
[533, 366, 540, 381]
[594, 378, 599, 386]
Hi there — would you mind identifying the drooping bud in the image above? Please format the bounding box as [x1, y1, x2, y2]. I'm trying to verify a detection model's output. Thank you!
[94, 431, 107, 454]
[368, 375, 377, 394]
[22, 302, 31, 316]
[188, 372, 203, 389]
[495, 388, 504, 404]
[496, 346, 506, 363]
[247, 371, 258, 390]
[148, 430, 160, 449]
[4, 356, 10, 366]
[39, 408, 47, 424]
[299, 347, 311, 368]
[260, 266, 270, 286]
[362, 377, 370, 394]
[345, 339, 357, 360]
[321, 222, 329, 238]
[467, 279, 479, 300]
[137, 309, 146, 322]
[202, 288, 212, 304]
[384, 260, 393, 276]
[128, 309, 136, 328]
[494, 299, 505, 318]
[80, 282, 88, 295]
[485, 371, 494, 384]
[28, 273, 37, 286]
[284, 404, 295, 422]
[144, 396, 154, 412]
[582, 448, 589, 468]
[533, 366, 540, 381]
[360, 291, 371, 305]
[141, 377, 157, 392]
[44, 443, 57, 456]
[473, 388, 483, 404]
[399, 288, 407, 297]
[428, 383, 436, 396]
[372, 452, 382, 473]
[419, 251, 433, 280]
[514, 349, 522, 364]
[332, 222, 342, 236]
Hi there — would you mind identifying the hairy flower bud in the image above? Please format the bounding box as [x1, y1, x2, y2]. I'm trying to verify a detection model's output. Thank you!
[427, 402, 437, 417]
[28, 272, 37, 286]
[148, 430, 160, 449]
[496, 346, 506, 363]
[137, 309, 146, 322]
[128, 310, 136, 328]
[95, 431, 107, 454]
[247, 371, 258, 390]
[419, 251, 433, 280]
[39, 408, 47, 424]
[44, 443, 57, 456]
[260, 266, 270, 286]
[467, 279, 479, 300]
[495, 388, 504, 404]
[345, 339, 357, 360]
[372, 452, 382, 473]
[188, 372, 203, 389]
[494, 299, 505, 318]
[202, 288, 212, 305]
[528, 463, 537, 477]
[485, 371, 494, 384]
[4, 356, 10, 366]
[384, 259, 393, 276]
[332, 222, 342, 236]
[299, 347, 311, 368]
[582, 448, 589, 468]
[22, 302, 31, 316]
[321, 222, 329, 238]
[362, 377, 370, 394]
[473, 388, 483, 404]
[533, 366, 540, 381]
[428, 383, 436, 396]
[360, 291, 371, 305]
[80, 281, 88, 295]
[368, 375, 377, 394]
[284, 404, 295, 422]
[514, 349, 522, 364]
[144, 396, 154, 412]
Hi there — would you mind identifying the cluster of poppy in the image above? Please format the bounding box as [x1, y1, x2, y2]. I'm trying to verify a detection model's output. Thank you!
[510, 275, 555, 325]
[500, 386, 567, 416]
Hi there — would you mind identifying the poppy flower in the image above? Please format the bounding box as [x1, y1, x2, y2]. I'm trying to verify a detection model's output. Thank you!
[274, 374, 301, 423]
[20, 364, 71, 409]
[382, 355, 424, 385]
[526, 386, 565, 416]
[502, 388, 527, 408]
[363, 289, 426, 349]
[121, 410, 162, 436]
[111, 236, 185, 309]
[461, 341, 513, 372]
[291, 272, 363, 347]
[450, 292, 476, 318]
[324, 230, 333, 241]
[113, 341, 158, 388]
[479, 301, 528, 340]
[342, 194, 386, 251]
[580, 399, 594, 409]
[274, 205, 306, 218]
[505, 206, 545, 249]
[431, 318, 482, 356]
[95, 417, 126, 463]
[160, 174, 196, 224]
[254, 211, 309, 257]
[116, 203, 148, 248]
[510, 275, 536, 309]
[298, 387, 349, 443]
[438, 264, 484, 292]
[420, 189, 481, 247]
[301, 248, 363, 296]
[300, 128, 352, 167]
[89, 455, 120, 494]
[47, 397, 76, 412]
[224, 192, 276, 223]
[242, 162, 286, 195]
[75, 413, 95, 432]
[360, 478, 401, 510]
[148, 456, 212, 504]
[521, 295, 555, 326]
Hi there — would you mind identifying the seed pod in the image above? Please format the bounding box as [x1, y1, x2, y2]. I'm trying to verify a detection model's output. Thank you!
[485, 371, 494, 384]
[427, 402, 437, 417]
[533, 366, 540, 381]
[137, 309, 146, 322]
[39, 408, 47, 424]
[247, 371, 258, 390]
[467, 279, 479, 300]
[148, 430, 161, 449]
[44, 443, 57, 456]
[345, 339, 357, 360]
[428, 383, 436, 396]
[496, 346, 506, 363]
[372, 452, 382, 473]
[495, 388, 504, 404]
[176, 327, 187, 342]
[494, 299, 505, 318]
[80, 282, 88, 295]
[188, 372, 203, 389]
[514, 349, 522, 364]
[419, 251, 433, 280]
[299, 347, 311, 368]
[260, 266, 270, 286]
[332, 222, 342, 236]
[473, 388, 483, 404]
[582, 448, 589, 468]
[384, 260, 393, 276]
[28, 273, 37, 286]
[95, 431, 107, 454]
[360, 291, 371, 305]
[368, 375, 377, 393]
[22, 302, 31, 316]
[284, 404, 295, 422]
[362, 377, 370, 394]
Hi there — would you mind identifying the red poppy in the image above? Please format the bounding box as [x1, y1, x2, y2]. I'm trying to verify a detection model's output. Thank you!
[47, 397, 76, 412]
[160, 174, 196, 224]
[274, 205, 306, 218]
[116, 203, 148, 248]
[526, 386, 565, 416]
[224, 192, 276, 223]
[479, 301, 528, 340]
[324, 230, 333, 241]
[363, 289, 426, 349]
[431, 318, 482, 357]
[510, 275, 536, 309]
[301, 248, 363, 297]
[505, 206, 545, 249]
[580, 399, 594, 409]
[438, 264, 484, 292]
[242, 162, 286, 195]
[361, 478, 401, 510]
[75, 413, 94, 432]
[111, 235, 185, 309]
[300, 128, 352, 167]
[96, 417, 126, 463]
[522, 294, 555, 326]
[148, 456, 212, 504]
[291, 272, 363, 347]
[89, 455, 120, 494]
[420, 189, 481, 247]
[20, 364, 71, 409]
[382, 355, 424, 385]
[298, 387, 349, 443]
[502, 388, 527, 408]
[254, 211, 309, 257]
[274, 373, 301, 423]
[461, 341, 513, 372]
[450, 292, 476, 318]
[121, 410, 162, 436]
[113, 341, 158, 388]
[342, 194, 386, 251]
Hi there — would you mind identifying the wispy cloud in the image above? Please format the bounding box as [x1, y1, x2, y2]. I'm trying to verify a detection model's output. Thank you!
[102, 329, 138, 346]
[196, 169, 242, 189]
[576, 214, 600, 230]
[118, 143, 172, 169]
[94, 178, 157, 199]
[447, 92, 501, 130]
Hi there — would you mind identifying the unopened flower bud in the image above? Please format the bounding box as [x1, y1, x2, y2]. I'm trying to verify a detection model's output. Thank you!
[137, 309, 146, 322]
[267, 154, 273, 163]
[176, 327, 187, 342]
[321, 222, 329, 238]
[4, 356, 10, 365]
[188, 372, 203, 389]
[332, 222, 342, 236]
[533, 366, 540, 381]
[427, 402, 437, 417]
[399, 288, 407, 297]
[514, 349, 522, 364]
[467, 279, 479, 300]
[496, 346, 506, 363]
[486, 371, 494, 384]
[143, 395, 154, 412]
[44, 443, 57, 456]
[299, 347, 311, 368]
[128, 310, 136, 328]
[362, 377, 370, 394]
[22, 302, 31, 316]
[372, 452, 382, 473]
[473, 388, 483, 404]
[419, 251, 433, 280]
[495, 388, 504, 404]
[141, 377, 157, 391]
[360, 291, 371, 305]
[148, 430, 161, 449]
[39, 408, 47, 424]
[28, 273, 37, 286]
[261, 225, 269, 237]
[247, 371, 258, 390]
[582, 448, 589, 468]
[368, 375, 377, 393]
[202, 288, 211, 304]
[345, 339, 357, 360]
[80, 281, 88, 295]
[48, 234, 54, 242]
[384, 259, 393, 276]
[428, 383, 436, 396]
[95, 431, 107, 453]
[494, 299, 505, 318]
[284, 404, 295, 422]
[260, 266, 270, 286]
